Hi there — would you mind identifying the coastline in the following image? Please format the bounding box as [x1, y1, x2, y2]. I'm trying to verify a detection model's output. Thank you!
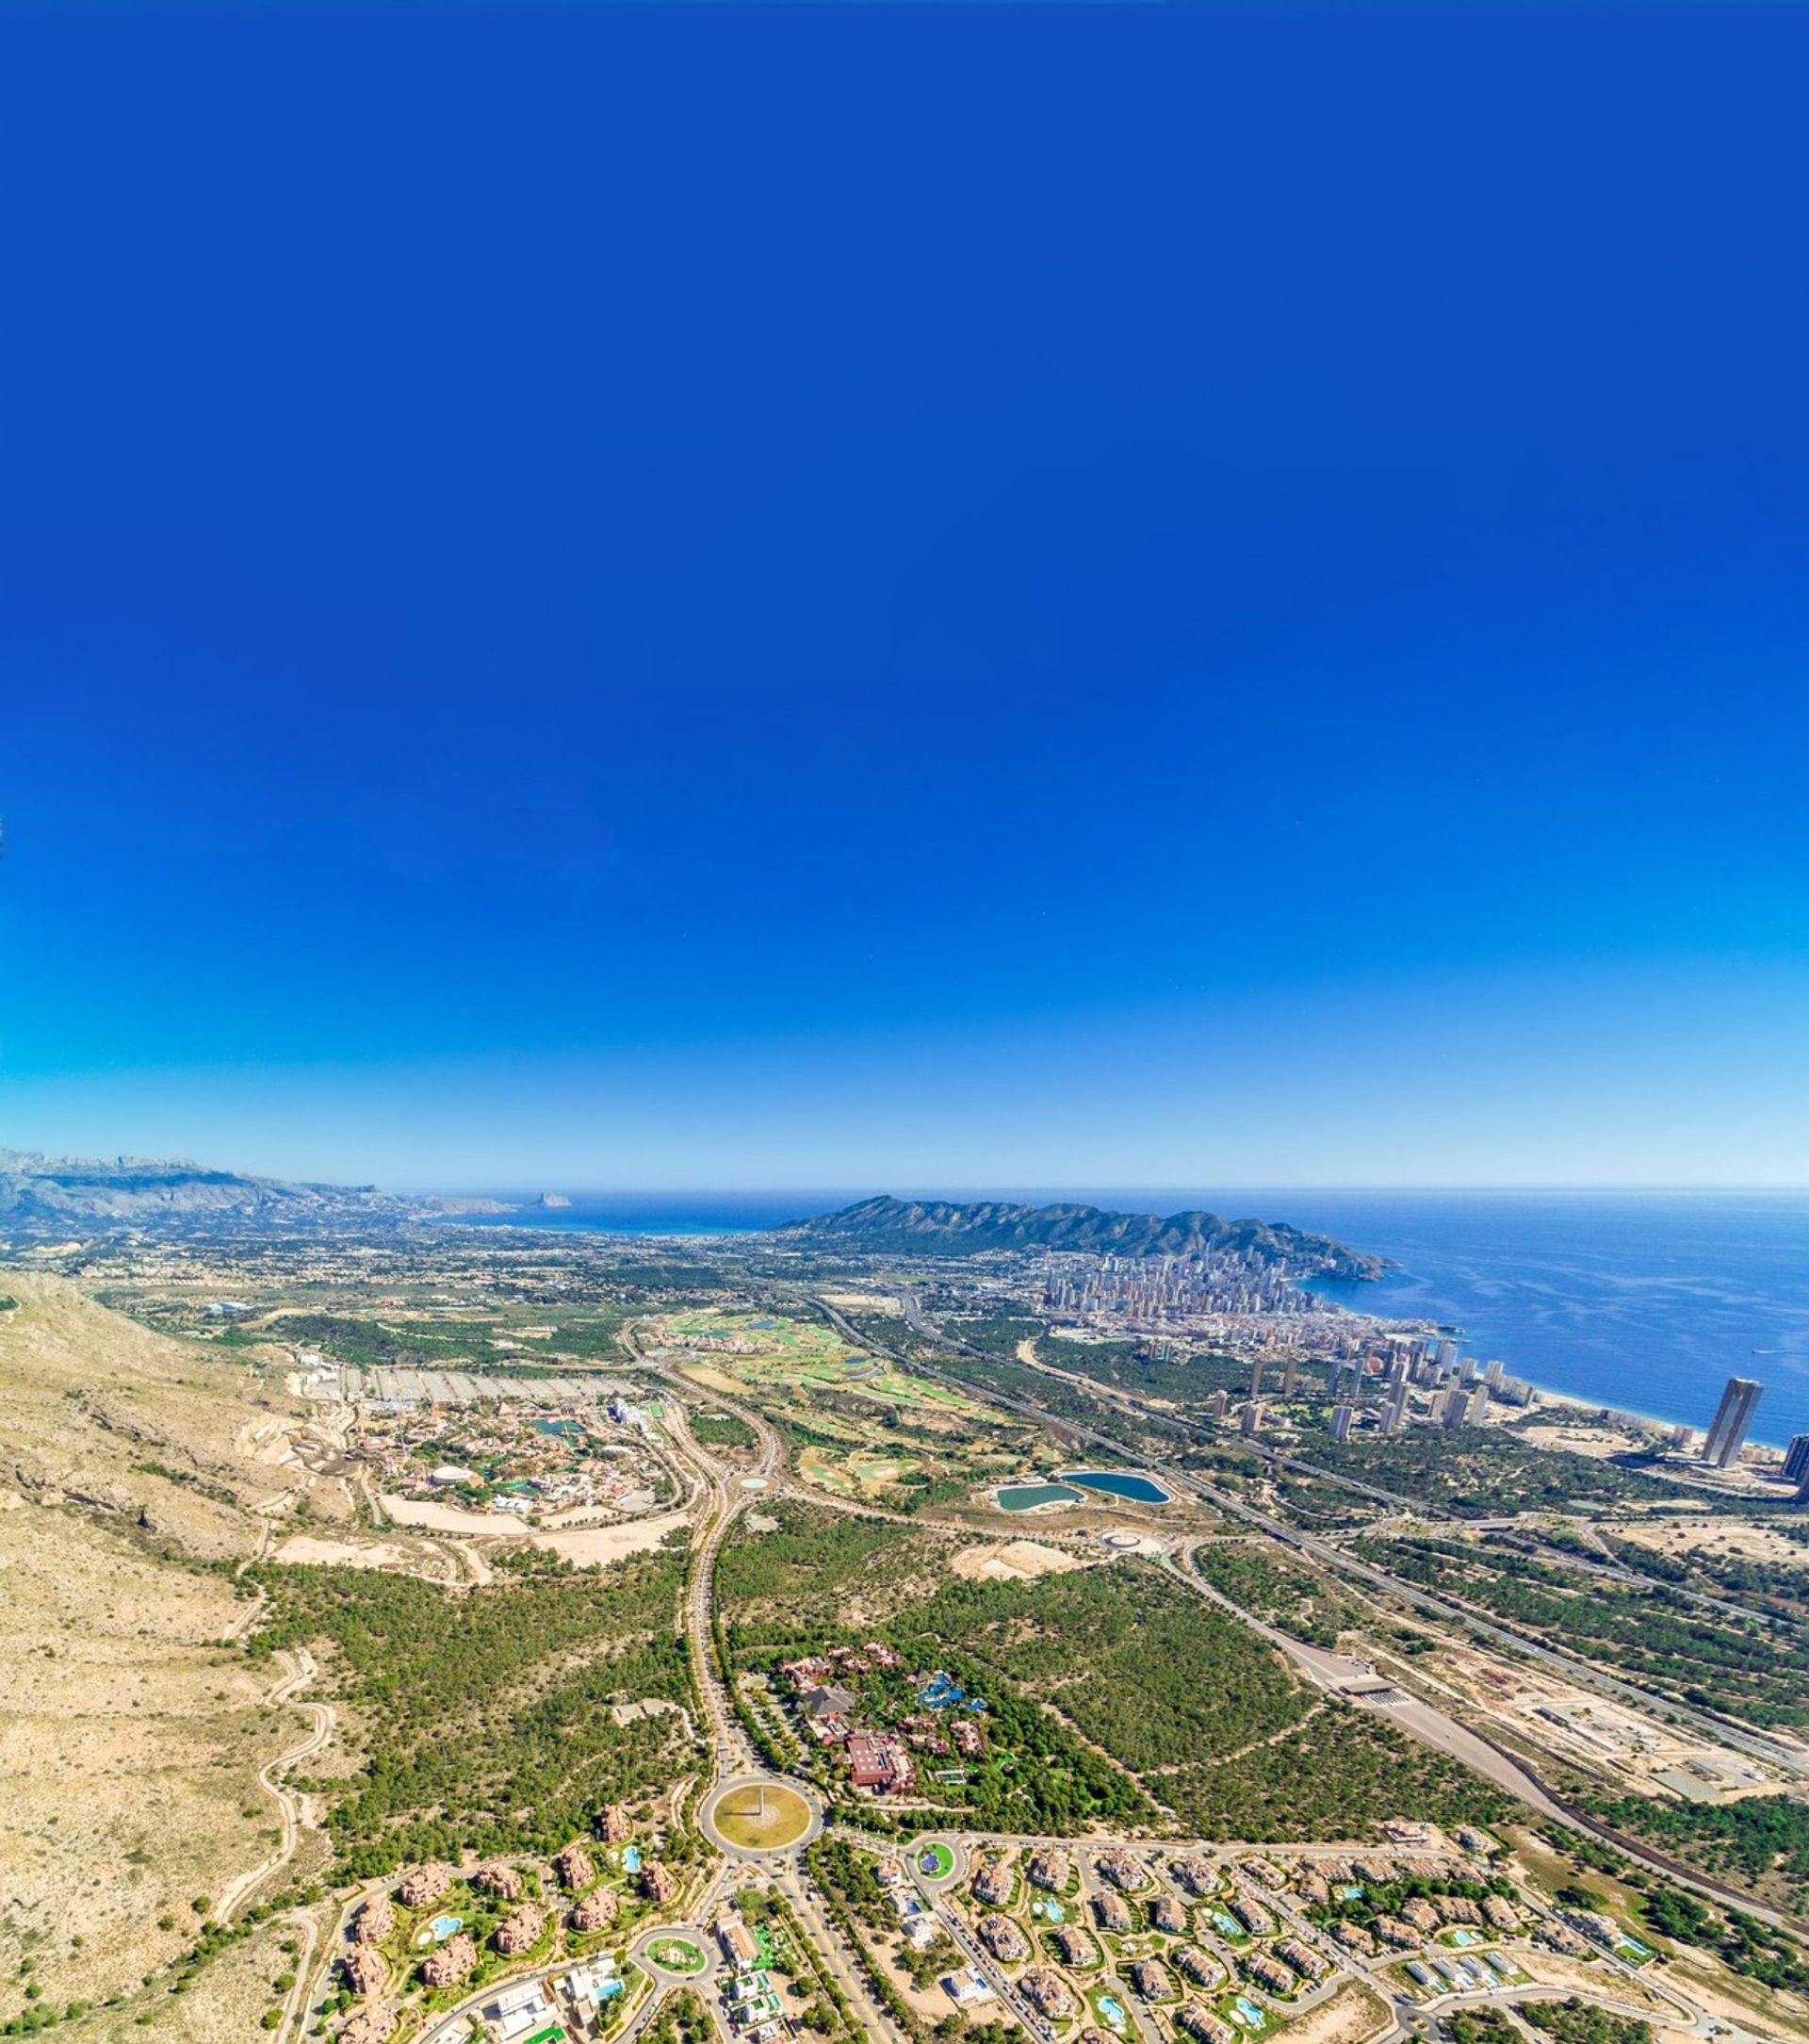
[425, 1189, 1809, 1450]
[1309, 1287, 1710, 1446]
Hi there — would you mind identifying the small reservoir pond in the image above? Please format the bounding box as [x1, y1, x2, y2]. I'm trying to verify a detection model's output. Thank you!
[997, 1482, 1084, 1512]
[1060, 1468, 1171, 1503]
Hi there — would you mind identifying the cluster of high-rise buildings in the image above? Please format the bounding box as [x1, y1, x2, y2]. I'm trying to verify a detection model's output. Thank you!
[1345, 1332, 1530, 1406]
[1039, 1250, 1312, 1325]
[1320, 1334, 1525, 1440]
[1201, 1333, 1509, 1445]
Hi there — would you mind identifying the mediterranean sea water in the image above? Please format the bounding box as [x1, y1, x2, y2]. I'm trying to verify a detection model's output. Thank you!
[1279, 1188, 1809, 1449]
[428, 1187, 1809, 1447]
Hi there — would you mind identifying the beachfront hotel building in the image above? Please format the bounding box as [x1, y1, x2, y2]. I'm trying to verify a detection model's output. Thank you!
[1703, 1375, 1762, 1468]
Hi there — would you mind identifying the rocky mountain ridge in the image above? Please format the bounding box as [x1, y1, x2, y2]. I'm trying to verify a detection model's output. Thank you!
[776, 1193, 1387, 1279]
[0, 1148, 416, 1235]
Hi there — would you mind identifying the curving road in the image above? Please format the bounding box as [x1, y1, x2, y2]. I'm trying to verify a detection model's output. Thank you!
[888, 1287, 1809, 1782]
[811, 1289, 1806, 1936]
[247, 1317, 1778, 2044]
[219, 1646, 334, 1924]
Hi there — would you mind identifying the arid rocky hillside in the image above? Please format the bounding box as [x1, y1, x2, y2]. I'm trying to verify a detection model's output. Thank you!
[0, 1279, 324, 2019]
[0, 1147, 416, 1236]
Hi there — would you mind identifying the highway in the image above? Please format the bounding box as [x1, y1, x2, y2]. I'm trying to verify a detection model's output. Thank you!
[877, 1285, 1809, 1777]
[261, 1313, 1786, 2044]
[655, 1370, 910, 2043]
[821, 1287, 1806, 1937]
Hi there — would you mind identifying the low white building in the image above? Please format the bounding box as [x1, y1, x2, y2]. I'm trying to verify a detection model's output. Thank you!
[484, 1981, 557, 2042]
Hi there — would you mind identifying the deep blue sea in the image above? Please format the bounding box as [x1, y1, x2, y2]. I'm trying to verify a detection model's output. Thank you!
[432, 1187, 1809, 1448]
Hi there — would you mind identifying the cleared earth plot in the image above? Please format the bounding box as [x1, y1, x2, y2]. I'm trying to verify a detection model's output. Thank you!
[950, 1537, 1086, 1581]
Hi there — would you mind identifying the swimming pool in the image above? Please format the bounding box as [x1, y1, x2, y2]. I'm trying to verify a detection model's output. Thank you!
[1060, 1469, 1172, 1504]
[997, 1482, 1084, 1511]
[430, 1913, 463, 1941]
[1097, 1995, 1128, 2032]
[1232, 1996, 1267, 2029]
[621, 1844, 643, 1874]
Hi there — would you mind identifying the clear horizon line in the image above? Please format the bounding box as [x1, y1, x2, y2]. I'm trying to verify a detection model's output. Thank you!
[393, 1180, 1809, 1196]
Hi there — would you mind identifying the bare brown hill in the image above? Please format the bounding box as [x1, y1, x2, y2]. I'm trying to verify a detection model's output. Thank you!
[0, 1277, 318, 2021]
[0, 1271, 320, 1559]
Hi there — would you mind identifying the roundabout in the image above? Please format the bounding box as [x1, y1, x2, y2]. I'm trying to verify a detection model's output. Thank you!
[630, 1923, 718, 1984]
[700, 1774, 822, 1855]
[909, 1833, 965, 1888]
[644, 1935, 706, 1976]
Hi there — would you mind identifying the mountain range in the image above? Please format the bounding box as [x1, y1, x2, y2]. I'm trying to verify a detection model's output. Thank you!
[0, 1153, 1383, 1279]
[776, 1193, 1385, 1279]
[0, 1148, 418, 1234]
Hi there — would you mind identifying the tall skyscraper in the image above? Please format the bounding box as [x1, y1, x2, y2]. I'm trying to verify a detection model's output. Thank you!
[1330, 1403, 1355, 1442]
[1281, 1354, 1300, 1398]
[1703, 1376, 1763, 1470]
[1383, 1381, 1410, 1436]
[1249, 1357, 1264, 1401]
[1784, 1433, 1809, 1486]
[1444, 1383, 1488, 1428]
[1435, 1339, 1458, 1372]
[1241, 1399, 1263, 1436]
[1208, 1387, 1228, 1421]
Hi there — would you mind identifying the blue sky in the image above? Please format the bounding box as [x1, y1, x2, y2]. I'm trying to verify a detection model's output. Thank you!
[1, 5, 1805, 1190]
